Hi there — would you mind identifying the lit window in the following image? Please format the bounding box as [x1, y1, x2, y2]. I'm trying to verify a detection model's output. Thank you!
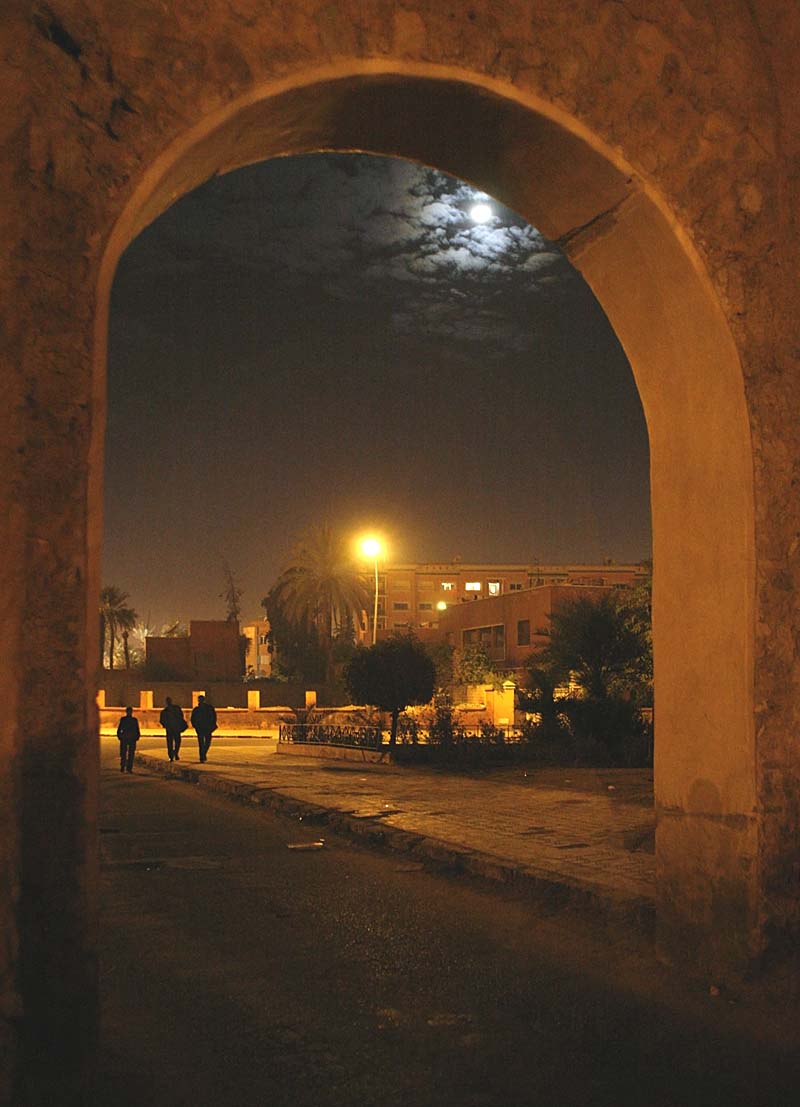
[441, 582, 455, 591]
[465, 582, 481, 591]
[393, 601, 410, 610]
[488, 581, 501, 596]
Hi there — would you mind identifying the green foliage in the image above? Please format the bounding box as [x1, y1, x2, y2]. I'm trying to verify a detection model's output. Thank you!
[269, 525, 369, 683]
[261, 587, 326, 684]
[426, 693, 465, 745]
[273, 525, 368, 638]
[520, 588, 654, 765]
[614, 564, 653, 692]
[563, 695, 648, 762]
[424, 640, 455, 691]
[518, 664, 572, 744]
[453, 643, 495, 685]
[99, 586, 138, 671]
[344, 633, 436, 745]
[535, 592, 651, 703]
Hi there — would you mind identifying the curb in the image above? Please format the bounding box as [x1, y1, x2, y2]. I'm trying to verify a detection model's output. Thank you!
[135, 752, 655, 932]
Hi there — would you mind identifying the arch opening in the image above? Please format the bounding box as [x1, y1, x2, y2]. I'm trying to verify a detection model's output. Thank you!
[96, 70, 755, 973]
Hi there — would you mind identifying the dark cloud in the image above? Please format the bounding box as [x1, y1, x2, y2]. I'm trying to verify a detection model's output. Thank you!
[126, 155, 574, 355]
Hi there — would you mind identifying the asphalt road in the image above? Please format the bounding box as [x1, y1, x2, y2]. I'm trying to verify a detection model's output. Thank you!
[97, 748, 799, 1107]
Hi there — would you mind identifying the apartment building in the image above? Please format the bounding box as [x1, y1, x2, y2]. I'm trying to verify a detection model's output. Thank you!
[436, 583, 612, 674]
[370, 561, 647, 636]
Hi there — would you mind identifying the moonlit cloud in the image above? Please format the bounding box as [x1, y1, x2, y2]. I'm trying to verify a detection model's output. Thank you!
[128, 154, 577, 358]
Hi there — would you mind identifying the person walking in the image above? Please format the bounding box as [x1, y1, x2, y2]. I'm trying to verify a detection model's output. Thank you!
[116, 706, 140, 773]
[159, 696, 187, 762]
[190, 694, 217, 763]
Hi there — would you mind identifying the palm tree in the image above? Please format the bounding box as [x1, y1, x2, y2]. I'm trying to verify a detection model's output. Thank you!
[272, 525, 368, 681]
[99, 586, 138, 670]
[536, 592, 649, 702]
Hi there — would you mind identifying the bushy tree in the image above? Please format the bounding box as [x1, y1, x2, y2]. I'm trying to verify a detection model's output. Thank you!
[424, 640, 455, 692]
[523, 591, 653, 763]
[536, 592, 650, 702]
[520, 663, 569, 735]
[344, 633, 436, 746]
[453, 643, 495, 685]
[261, 587, 326, 684]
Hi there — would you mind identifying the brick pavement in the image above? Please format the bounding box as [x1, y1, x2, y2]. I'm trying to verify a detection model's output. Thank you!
[125, 736, 655, 921]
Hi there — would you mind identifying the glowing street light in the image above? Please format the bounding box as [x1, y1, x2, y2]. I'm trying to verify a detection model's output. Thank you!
[360, 536, 383, 645]
[436, 601, 448, 611]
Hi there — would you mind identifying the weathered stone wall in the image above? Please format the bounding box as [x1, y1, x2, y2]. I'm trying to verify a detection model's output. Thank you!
[1, 1, 798, 1098]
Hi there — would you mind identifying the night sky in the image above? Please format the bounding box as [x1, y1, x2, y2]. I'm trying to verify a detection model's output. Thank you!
[105, 153, 651, 629]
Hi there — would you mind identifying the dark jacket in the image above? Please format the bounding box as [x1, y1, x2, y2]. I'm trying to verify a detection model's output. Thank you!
[160, 703, 186, 733]
[117, 715, 141, 742]
[191, 701, 217, 734]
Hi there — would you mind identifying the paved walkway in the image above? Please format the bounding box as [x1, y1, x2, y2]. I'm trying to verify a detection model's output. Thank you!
[123, 736, 655, 921]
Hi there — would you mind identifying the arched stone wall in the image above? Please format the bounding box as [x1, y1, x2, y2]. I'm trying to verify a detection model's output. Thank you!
[101, 65, 759, 972]
[2, 3, 798, 1100]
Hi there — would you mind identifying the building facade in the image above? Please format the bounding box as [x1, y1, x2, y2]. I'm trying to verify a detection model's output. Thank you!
[437, 584, 612, 675]
[146, 620, 243, 681]
[369, 561, 647, 637]
[242, 618, 272, 678]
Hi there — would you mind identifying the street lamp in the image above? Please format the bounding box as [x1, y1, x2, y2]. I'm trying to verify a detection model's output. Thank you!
[360, 536, 383, 645]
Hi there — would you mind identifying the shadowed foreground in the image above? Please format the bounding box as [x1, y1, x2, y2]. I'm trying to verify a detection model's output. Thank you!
[97, 750, 799, 1107]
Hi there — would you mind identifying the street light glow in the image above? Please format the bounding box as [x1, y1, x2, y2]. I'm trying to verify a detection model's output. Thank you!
[360, 537, 382, 559]
[436, 601, 448, 611]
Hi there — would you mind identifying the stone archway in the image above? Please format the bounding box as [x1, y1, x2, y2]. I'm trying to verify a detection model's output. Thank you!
[3, 3, 798, 1101]
[100, 67, 756, 976]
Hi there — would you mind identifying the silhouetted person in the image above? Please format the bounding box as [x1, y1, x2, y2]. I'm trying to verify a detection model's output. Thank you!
[190, 694, 217, 763]
[116, 706, 140, 773]
[159, 696, 187, 762]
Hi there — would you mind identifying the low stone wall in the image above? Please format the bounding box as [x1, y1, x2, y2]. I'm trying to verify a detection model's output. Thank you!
[100, 706, 284, 730]
[98, 676, 345, 709]
[100, 703, 372, 732]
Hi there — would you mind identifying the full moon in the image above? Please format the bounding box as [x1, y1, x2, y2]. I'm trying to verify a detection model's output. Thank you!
[469, 202, 493, 224]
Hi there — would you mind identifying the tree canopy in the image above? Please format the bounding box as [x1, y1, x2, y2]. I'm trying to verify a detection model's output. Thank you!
[99, 586, 137, 670]
[344, 634, 436, 745]
[535, 592, 651, 702]
[261, 586, 327, 684]
[269, 525, 368, 682]
[454, 643, 496, 686]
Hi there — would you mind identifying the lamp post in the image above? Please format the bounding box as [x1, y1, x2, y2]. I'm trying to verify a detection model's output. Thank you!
[360, 537, 382, 645]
